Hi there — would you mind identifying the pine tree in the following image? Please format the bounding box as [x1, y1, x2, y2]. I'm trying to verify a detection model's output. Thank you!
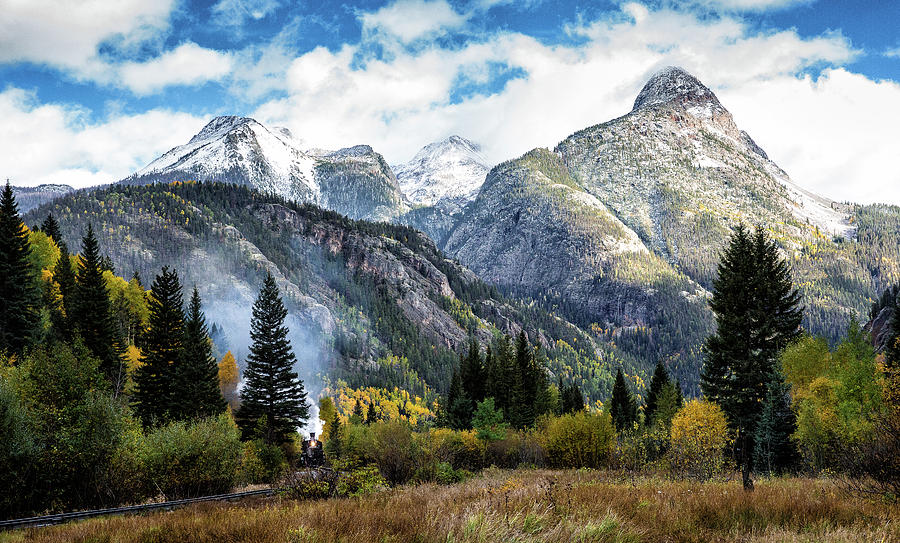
[51, 243, 77, 339]
[460, 339, 485, 403]
[701, 224, 803, 490]
[561, 380, 585, 414]
[511, 331, 537, 428]
[236, 273, 309, 444]
[753, 368, 798, 475]
[72, 224, 125, 389]
[40, 213, 62, 247]
[644, 361, 672, 426]
[173, 287, 226, 420]
[885, 293, 900, 370]
[0, 181, 39, 356]
[365, 402, 377, 425]
[444, 366, 471, 430]
[351, 398, 364, 423]
[610, 367, 637, 432]
[132, 267, 185, 425]
[324, 411, 343, 459]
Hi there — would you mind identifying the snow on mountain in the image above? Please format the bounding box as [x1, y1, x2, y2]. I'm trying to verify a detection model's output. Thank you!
[133, 116, 319, 202]
[123, 116, 407, 221]
[394, 136, 490, 213]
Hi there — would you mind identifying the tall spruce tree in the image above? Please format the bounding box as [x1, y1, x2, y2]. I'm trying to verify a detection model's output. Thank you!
[0, 182, 39, 356]
[885, 293, 900, 370]
[72, 224, 125, 389]
[40, 213, 62, 247]
[701, 224, 802, 490]
[236, 273, 309, 444]
[610, 367, 637, 432]
[644, 361, 672, 426]
[561, 379, 585, 414]
[50, 243, 77, 340]
[132, 266, 185, 425]
[444, 366, 471, 430]
[460, 339, 485, 403]
[753, 367, 798, 475]
[173, 287, 226, 420]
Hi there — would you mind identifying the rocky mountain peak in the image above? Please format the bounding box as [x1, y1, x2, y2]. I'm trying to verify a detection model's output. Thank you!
[632, 66, 722, 113]
[395, 135, 490, 211]
[188, 116, 258, 144]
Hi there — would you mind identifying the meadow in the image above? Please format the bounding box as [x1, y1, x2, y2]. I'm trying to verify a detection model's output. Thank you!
[6, 470, 897, 543]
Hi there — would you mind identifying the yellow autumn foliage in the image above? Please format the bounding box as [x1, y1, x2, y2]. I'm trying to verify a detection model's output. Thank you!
[669, 399, 730, 480]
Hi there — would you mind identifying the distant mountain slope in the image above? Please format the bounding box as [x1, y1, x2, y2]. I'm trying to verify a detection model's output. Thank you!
[395, 136, 490, 244]
[26, 182, 644, 404]
[121, 116, 408, 222]
[445, 67, 900, 379]
[12, 184, 75, 213]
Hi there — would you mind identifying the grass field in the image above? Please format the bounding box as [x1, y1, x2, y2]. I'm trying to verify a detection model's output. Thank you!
[6, 470, 898, 543]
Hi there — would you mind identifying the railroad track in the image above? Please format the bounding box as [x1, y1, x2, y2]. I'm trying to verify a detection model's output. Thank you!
[0, 488, 274, 530]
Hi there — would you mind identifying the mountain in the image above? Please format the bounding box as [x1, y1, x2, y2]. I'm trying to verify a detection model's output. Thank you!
[394, 136, 490, 244]
[11, 184, 75, 213]
[26, 182, 637, 404]
[121, 116, 408, 222]
[444, 66, 900, 382]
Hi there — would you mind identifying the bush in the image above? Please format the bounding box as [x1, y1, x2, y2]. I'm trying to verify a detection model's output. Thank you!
[336, 464, 389, 496]
[426, 427, 483, 470]
[668, 400, 730, 480]
[140, 413, 242, 498]
[0, 376, 39, 516]
[239, 439, 288, 484]
[540, 411, 614, 469]
[369, 421, 423, 485]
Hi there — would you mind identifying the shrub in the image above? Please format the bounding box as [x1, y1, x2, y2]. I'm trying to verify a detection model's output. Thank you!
[0, 376, 39, 516]
[370, 421, 423, 485]
[336, 464, 389, 497]
[140, 413, 242, 498]
[668, 400, 730, 480]
[239, 439, 287, 484]
[540, 411, 614, 469]
[426, 427, 483, 470]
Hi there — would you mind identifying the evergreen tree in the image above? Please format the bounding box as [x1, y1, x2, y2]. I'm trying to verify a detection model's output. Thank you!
[173, 287, 226, 420]
[610, 367, 637, 432]
[365, 402, 377, 425]
[644, 361, 672, 426]
[444, 366, 471, 430]
[460, 339, 485, 403]
[236, 273, 309, 444]
[51, 243, 77, 339]
[351, 398, 364, 423]
[753, 367, 798, 475]
[132, 267, 185, 425]
[324, 411, 343, 459]
[0, 181, 39, 356]
[40, 213, 62, 247]
[72, 224, 125, 390]
[885, 293, 900, 370]
[701, 224, 803, 490]
[511, 331, 538, 428]
[561, 380, 585, 414]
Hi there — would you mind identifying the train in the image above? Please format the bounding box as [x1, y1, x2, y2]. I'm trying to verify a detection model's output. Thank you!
[300, 432, 325, 468]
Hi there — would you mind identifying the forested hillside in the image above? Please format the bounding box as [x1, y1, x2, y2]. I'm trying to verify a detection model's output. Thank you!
[26, 182, 649, 406]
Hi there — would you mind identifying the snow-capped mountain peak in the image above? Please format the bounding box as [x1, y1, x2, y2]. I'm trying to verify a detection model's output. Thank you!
[395, 135, 490, 211]
[632, 66, 722, 112]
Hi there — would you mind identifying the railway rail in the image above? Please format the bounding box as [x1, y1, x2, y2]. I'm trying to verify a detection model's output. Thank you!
[0, 488, 274, 530]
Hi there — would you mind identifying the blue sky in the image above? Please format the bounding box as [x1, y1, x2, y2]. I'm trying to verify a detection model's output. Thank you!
[1, 0, 899, 203]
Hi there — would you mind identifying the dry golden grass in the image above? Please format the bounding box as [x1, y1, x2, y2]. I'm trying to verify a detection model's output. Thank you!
[8, 470, 898, 543]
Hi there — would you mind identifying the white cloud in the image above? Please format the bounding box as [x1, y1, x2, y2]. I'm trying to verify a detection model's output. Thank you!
[0, 88, 205, 188]
[211, 0, 282, 27]
[681, 0, 811, 11]
[885, 47, 900, 58]
[118, 43, 234, 95]
[360, 0, 468, 43]
[0, 0, 175, 75]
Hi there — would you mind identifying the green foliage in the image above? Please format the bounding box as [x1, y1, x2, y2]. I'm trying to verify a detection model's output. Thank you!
[701, 224, 802, 487]
[0, 374, 39, 515]
[72, 224, 126, 389]
[133, 266, 185, 425]
[335, 464, 389, 497]
[237, 273, 309, 444]
[238, 438, 287, 484]
[610, 367, 637, 432]
[472, 397, 507, 442]
[174, 287, 226, 420]
[753, 368, 799, 475]
[0, 181, 40, 356]
[540, 410, 615, 469]
[140, 413, 242, 499]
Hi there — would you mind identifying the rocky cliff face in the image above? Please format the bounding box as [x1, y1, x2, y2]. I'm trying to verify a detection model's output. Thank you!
[121, 117, 409, 222]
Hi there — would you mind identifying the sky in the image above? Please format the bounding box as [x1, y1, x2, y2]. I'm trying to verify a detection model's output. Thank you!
[1, 0, 899, 204]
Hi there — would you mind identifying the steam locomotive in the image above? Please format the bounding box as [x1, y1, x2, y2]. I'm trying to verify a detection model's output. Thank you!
[300, 432, 325, 468]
